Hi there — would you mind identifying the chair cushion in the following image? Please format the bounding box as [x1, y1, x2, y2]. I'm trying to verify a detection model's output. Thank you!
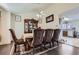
[16, 39, 25, 44]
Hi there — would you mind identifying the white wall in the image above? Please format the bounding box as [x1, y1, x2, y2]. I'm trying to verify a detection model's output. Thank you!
[14, 12, 37, 38]
[11, 13, 15, 29]
[39, 4, 79, 29]
[70, 20, 79, 32]
[10, 13, 23, 39]
[39, 4, 79, 41]
[0, 8, 11, 45]
[14, 20, 24, 38]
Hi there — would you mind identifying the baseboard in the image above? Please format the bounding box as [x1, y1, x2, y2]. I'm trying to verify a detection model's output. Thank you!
[0, 41, 11, 45]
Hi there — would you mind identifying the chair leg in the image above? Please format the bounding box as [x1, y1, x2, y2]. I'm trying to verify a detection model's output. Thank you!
[14, 44, 17, 52]
[57, 41, 59, 46]
[24, 43, 27, 51]
[18, 45, 20, 55]
[52, 40, 55, 47]
[43, 44, 46, 49]
[52, 42, 54, 47]
[33, 47, 35, 55]
[40, 44, 43, 49]
[49, 43, 51, 48]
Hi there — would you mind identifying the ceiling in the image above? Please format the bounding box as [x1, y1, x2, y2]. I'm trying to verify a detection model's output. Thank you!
[6, 3, 52, 14]
[5, 3, 79, 21]
[60, 7, 79, 21]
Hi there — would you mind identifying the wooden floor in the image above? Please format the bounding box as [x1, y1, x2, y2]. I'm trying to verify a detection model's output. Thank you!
[0, 43, 13, 55]
[1, 43, 79, 55]
[41, 44, 79, 55]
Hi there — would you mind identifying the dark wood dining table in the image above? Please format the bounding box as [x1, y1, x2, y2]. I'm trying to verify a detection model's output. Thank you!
[22, 33, 33, 41]
[22, 33, 33, 50]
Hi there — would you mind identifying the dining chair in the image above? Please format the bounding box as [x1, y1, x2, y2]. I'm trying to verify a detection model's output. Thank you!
[9, 29, 27, 53]
[43, 29, 54, 48]
[29, 29, 44, 54]
[51, 29, 61, 46]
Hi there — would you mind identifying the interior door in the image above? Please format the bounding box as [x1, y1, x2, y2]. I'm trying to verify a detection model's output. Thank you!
[63, 31, 68, 37]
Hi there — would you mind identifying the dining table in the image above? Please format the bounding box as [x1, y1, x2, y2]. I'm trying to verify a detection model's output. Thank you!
[22, 33, 34, 50]
[22, 33, 33, 42]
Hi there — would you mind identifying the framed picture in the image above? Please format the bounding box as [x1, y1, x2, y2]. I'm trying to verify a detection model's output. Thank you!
[46, 14, 54, 23]
[15, 15, 21, 22]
